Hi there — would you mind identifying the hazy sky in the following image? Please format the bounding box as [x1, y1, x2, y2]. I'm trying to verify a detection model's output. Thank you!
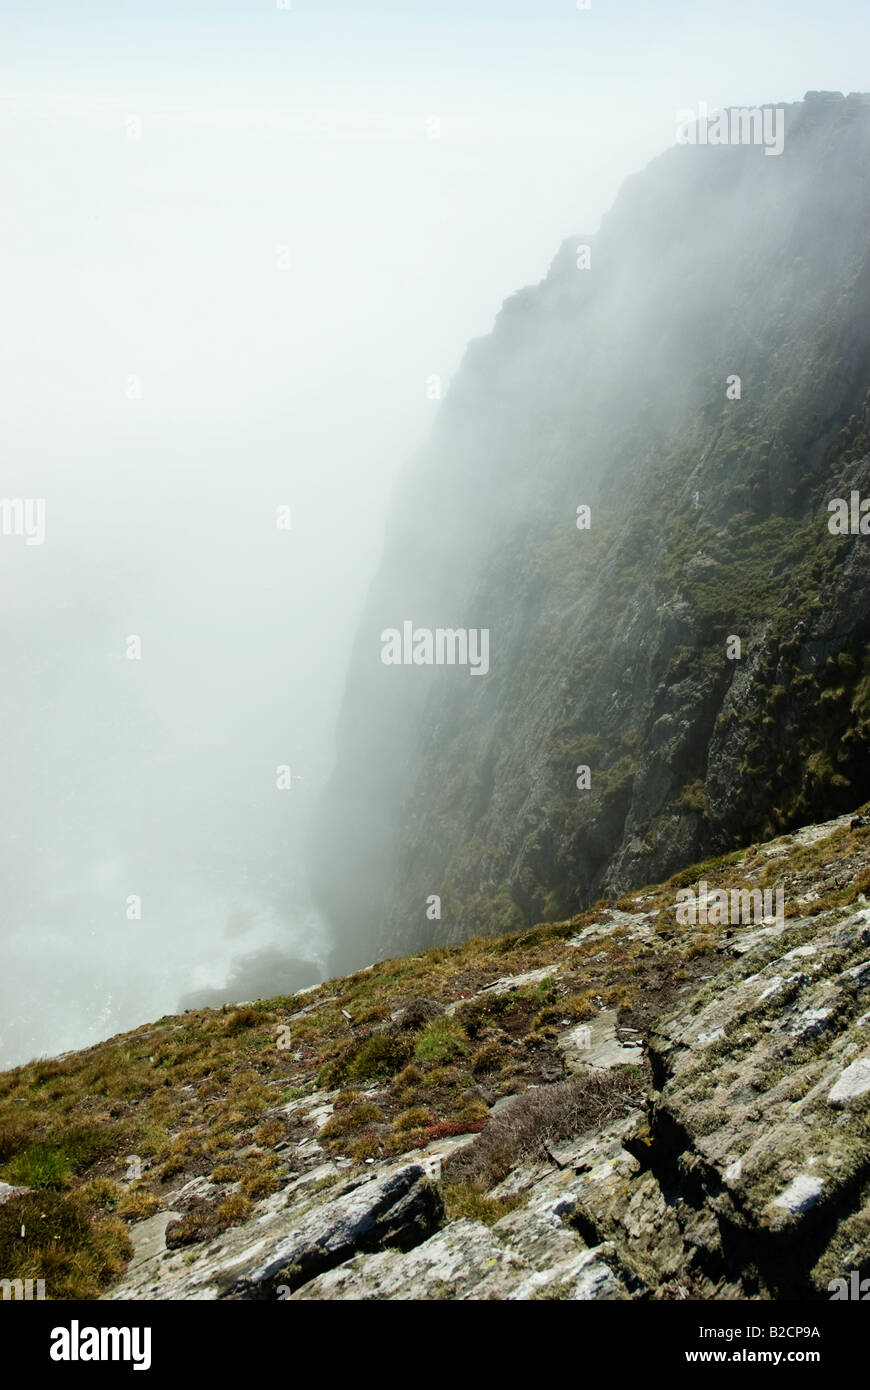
[2, 0, 868, 1066]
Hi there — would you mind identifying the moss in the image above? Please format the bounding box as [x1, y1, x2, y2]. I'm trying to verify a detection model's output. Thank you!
[165, 1207, 226, 1248]
[238, 1168, 282, 1200]
[78, 1177, 124, 1211]
[1, 1121, 127, 1190]
[117, 1187, 160, 1221]
[253, 1118, 286, 1147]
[471, 1040, 509, 1075]
[0, 1190, 132, 1300]
[692, 1106, 731, 1136]
[318, 1103, 384, 1140]
[415, 1017, 469, 1065]
[392, 1107, 436, 1133]
[533, 990, 597, 1029]
[677, 781, 710, 817]
[3, 1142, 74, 1190]
[216, 1193, 254, 1225]
[452, 1097, 489, 1125]
[221, 1008, 261, 1035]
[391, 1064, 424, 1089]
[211, 1160, 244, 1183]
[319, 1033, 412, 1088]
[441, 1180, 526, 1226]
[349, 1133, 383, 1160]
[810, 1175, 870, 1292]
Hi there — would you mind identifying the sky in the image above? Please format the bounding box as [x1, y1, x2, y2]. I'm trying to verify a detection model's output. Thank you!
[1, 0, 869, 1066]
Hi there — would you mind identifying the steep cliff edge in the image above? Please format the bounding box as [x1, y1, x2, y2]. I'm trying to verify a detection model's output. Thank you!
[309, 92, 870, 967]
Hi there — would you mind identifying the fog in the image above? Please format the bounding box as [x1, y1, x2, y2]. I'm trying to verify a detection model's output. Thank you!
[2, 0, 868, 1068]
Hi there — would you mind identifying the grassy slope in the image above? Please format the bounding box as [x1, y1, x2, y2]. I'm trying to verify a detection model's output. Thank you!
[2, 808, 870, 1298]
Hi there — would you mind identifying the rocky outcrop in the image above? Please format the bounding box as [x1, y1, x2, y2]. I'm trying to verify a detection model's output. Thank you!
[100, 812, 870, 1301]
[0, 1181, 30, 1206]
[638, 909, 870, 1296]
[293, 1198, 627, 1301]
[107, 1162, 442, 1300]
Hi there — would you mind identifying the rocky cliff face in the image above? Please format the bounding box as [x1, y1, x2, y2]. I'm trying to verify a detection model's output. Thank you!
[3, 809, 868, 1300]
[309, 91, 870, 968]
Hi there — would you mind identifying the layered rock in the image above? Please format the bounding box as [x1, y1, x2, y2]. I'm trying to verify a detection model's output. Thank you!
[103, 812, 870, 1301]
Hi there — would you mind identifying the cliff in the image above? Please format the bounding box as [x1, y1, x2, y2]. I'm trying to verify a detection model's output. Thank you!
[309, 91, 870, 967]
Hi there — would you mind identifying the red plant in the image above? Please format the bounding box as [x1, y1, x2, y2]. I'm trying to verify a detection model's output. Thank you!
[424, 1118, 485, 1143]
